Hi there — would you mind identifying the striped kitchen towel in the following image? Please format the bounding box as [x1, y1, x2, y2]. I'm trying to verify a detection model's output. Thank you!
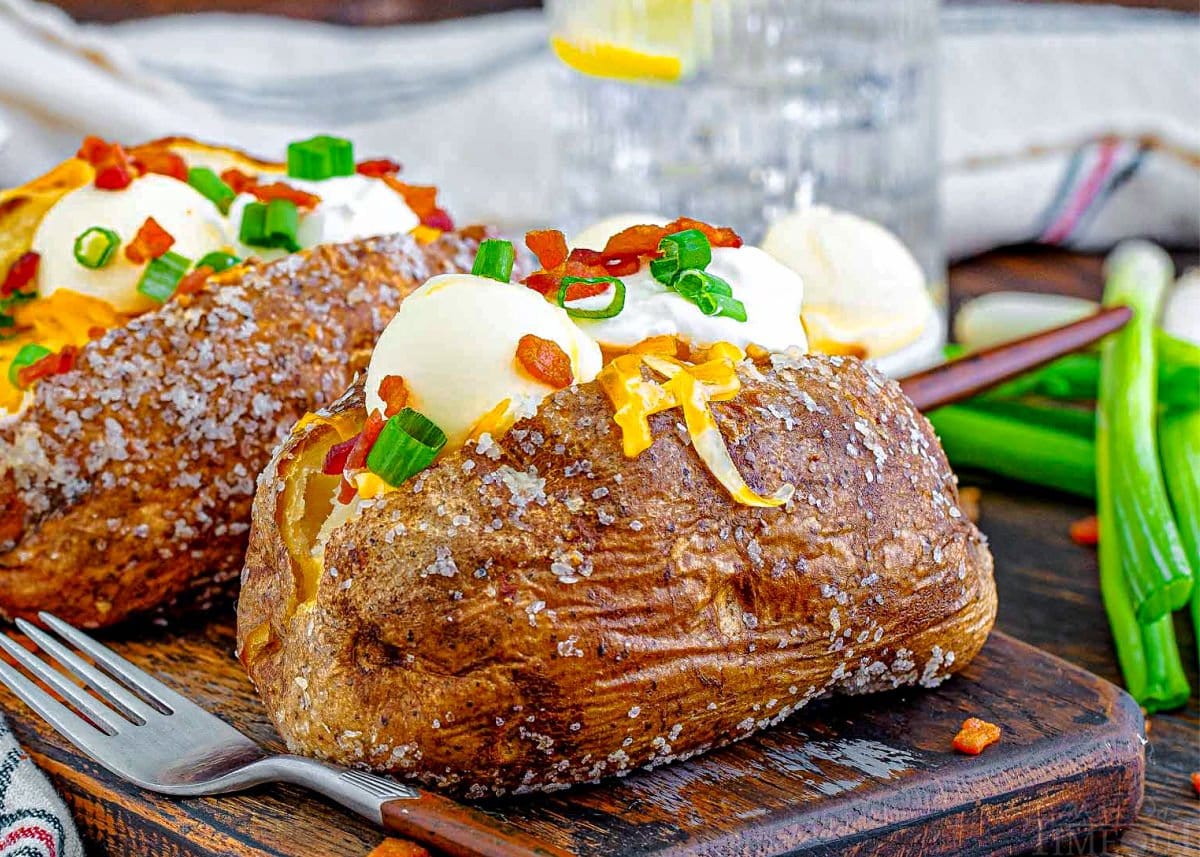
[0, 715, 81, 857]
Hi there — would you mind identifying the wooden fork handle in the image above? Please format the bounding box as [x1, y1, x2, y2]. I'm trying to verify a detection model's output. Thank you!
[899, 305, 1133, 412]
[381, 792, 572, 857]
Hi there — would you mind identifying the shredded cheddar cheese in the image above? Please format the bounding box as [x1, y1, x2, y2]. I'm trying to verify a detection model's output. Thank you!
[466, 397, 515, 445]
[599, 343, 793, 507]
[1, 289, 121, 413]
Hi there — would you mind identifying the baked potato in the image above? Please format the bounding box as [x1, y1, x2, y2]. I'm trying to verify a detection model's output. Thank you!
[239, 346, 996, 797]
[0, 135, 482, 627]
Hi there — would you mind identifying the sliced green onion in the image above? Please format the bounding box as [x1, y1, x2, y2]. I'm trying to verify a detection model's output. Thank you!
[367, 407, 447, 487]
[556, 276, 627, 320]
[0, 314, 14, 332]
[264, 199, 301, 252]
[72, 226, 120, 269]
[674, 268, 732, 298]
[8, 343, 51, 387]
[471, 239, 515, 283]
[239, 202, 267, 246]
[695, 291, 747, 321]
[195, 251, 242, 274]
[187, 167, 236, 214]
[287, 135, 355, 180]
[239, 201, 300, 252]
[650, 228, 712, 285]
[137, 251, 191, 303]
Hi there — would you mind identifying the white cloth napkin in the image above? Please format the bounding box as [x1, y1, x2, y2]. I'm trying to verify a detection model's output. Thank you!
[0, 0, 1196, 259]
[0, 715, 83, 857]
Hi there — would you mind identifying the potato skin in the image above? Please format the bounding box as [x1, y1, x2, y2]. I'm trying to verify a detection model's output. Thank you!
[238, 353, 996, 798]
[0, 231, 484, 628]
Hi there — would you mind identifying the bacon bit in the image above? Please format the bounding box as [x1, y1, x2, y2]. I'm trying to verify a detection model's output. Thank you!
[127, 145, 188, 182]
[356, 158, 402, 178]
[515, 334, 573, 389]
[422, 208, 454, 231]
[1070, 515, 1099, 546]
[323, 435, 358, 476]
[367, 838, 431, 857]
[2, 252, 39, 296]
[125, 217, 175, 264]
[87, 326, 107, 340]
[16, 346, 77, 388]
[522, 217, 742, 299]
[338, 411, 387, 503]
[175, 266, 213, 298]
[250, 181, 321, 209]
[525, 230, 569, 270]
[953, 717, 1001, 755]
[562, 277, 613, 302]
[77, 136, 134, 191]
[220, 169, 258, 195]
[1191, 772, 1200, 796]
[378, 375, 409, 417]
[381, 177, 453, 229]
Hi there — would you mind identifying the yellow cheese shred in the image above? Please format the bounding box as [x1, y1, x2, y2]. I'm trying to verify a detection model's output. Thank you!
[600, 343, 793, 508]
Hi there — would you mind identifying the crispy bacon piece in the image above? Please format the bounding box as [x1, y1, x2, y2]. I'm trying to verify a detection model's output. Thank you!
[522, 217, 742, 300]
[78, 136, 135, 191]
[2, 252, 39, 296]
[378, 375, 409, 417]
[16, 345, 77, 388]
[952, 717, 1001, 755]
[338, 410, 387, 503]
[515, 334, 573, 389]
[250, 182, 321, 209]
[220, 169, 258, 195]
[323, 435, 358, 476]
[1069, 515, 1099, 546]
[525, 230, 569, 271]
[128, 145, 189, 182]
[422, 208, 454, 231]
[125, 217, 175, 264]
[175, 266, 214, 298]
[356, 158, 402, 178]
[381, 177, 453, 229]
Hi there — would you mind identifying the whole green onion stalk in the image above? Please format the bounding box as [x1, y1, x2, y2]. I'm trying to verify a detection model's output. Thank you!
[1098, 242, 1193, 623]
[926, 405, 1096, 498]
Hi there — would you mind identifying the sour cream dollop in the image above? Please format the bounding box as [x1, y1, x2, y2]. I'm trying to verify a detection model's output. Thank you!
[763, 206, 936, 359]
[229, 174, 419, 259]
[365, 275, 603, 448]
[570, 246, 808, 354]
[32, 174, 227, 314]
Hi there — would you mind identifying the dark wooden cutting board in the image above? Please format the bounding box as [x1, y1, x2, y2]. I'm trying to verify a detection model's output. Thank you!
[0, 619, 1144, 857]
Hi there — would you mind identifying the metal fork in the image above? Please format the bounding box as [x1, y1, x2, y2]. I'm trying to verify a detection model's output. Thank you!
[0, 613, 568, 857]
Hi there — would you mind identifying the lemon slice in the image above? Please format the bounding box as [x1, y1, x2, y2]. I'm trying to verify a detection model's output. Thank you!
[549, 0, 709, 84]
[551, 37, 683, 84]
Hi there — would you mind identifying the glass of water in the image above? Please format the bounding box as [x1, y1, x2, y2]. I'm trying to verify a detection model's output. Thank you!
[547, 0, 944, 315]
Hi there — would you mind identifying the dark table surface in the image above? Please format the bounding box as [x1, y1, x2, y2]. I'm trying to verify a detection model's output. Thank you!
[951, 246, 1200, 857]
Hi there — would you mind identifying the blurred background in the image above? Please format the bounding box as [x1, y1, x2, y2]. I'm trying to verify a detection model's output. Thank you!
[0, 0, 1196, 372]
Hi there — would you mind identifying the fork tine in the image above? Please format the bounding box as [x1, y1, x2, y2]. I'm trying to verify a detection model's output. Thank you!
[16, 619, 156, 724]
[0, 635, 125, 735]
[38, 613, 189, 714]
[0, 655, 112, 761]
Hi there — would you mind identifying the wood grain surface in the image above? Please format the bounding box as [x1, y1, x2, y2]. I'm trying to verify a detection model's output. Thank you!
[0, 625, 1145, 857]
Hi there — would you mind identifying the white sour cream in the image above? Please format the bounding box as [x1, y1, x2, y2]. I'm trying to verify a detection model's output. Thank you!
[570, 246, 808, 354]
[32, 174, 227, 314]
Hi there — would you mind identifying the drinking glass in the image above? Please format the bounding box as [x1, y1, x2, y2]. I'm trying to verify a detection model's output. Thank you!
[547, 0, 944, 315]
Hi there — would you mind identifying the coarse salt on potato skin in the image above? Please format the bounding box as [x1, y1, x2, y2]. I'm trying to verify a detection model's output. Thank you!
[238, 352, 996, 798]
[0, 230, 489, 628]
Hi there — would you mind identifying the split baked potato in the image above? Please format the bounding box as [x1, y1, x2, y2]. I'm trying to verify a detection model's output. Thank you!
[0, 136, 482, 627]
[239, 348, 996, 797]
